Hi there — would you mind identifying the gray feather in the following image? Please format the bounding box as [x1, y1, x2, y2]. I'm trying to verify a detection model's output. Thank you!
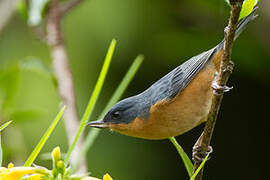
[141, 47, 217, 108]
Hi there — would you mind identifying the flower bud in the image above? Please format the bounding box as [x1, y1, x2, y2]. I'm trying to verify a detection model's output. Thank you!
[56, 160, 65, 169]
[8, 163, 14, 169]
[103, 173, 113, 180]
[52, 146, 61, 162]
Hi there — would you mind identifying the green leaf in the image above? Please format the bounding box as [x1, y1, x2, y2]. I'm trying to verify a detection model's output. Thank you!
[16, 0, 29, 20]
[73, 54, 144, 171]
[225, 0, 230, 5]
[64, 39, 117, 164]
[19, 58, 51, 75]
[28, 0, 50, 26]
[0, 120, 12, 166]
[101, 54, 144, 113]
[169, 137, 194, 177]
[239, 0, 257, 20]
[0, 67, 20, 111]
[190, 152, 210, 180]
[9, 110, 44, 122]
[0, 136, 2, 166]
[24, 106, 65, 167]
[0, 121, 13, 132]
[224, 0, 259, 9]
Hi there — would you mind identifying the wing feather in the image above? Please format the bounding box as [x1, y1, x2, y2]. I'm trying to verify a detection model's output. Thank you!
[142, 47, 217, 108]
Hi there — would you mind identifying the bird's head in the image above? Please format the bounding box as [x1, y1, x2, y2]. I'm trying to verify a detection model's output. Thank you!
[87, 96, 143, 129]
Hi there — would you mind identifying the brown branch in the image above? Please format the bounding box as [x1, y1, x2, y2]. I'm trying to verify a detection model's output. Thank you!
[192, 1, 244, 179]
[60, 0, 83, 16]
[0, 0, 16, 35]
[46, 0, 87, 173]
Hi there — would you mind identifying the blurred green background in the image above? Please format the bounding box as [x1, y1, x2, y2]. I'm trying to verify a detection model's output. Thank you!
[0, 0, 269, 179]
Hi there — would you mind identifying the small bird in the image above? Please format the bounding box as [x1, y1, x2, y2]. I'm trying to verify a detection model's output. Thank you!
[88, 10, 257, 140]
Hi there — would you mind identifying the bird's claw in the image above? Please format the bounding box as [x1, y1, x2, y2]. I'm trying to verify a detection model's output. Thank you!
[192, 145, 213, 164]
[212, 81, 233, 95]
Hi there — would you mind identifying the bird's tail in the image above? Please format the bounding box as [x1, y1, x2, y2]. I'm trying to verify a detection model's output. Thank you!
[218, 7, 258, 49]
[234, 7, 258, 40]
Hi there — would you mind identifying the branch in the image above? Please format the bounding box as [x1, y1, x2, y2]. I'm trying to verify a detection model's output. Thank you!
[60, 0, 84, 15]
[0, 0, 16, 34]
[192, 1, 244, 179]
[46, 0, 87, 173]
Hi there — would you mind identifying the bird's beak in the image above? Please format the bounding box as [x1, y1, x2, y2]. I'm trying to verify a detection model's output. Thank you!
[87, 119, 109, 128]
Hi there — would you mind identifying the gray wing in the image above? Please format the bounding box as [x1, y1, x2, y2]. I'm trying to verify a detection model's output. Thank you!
[142, 47, 218, 106]
[168, 47, 217, 98]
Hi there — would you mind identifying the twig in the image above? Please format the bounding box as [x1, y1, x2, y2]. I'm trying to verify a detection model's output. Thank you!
[0, 0, 17, 34]
[60, 0, 83, 15]
[46, 0, 87, 173]
[192, 1, 244, 179]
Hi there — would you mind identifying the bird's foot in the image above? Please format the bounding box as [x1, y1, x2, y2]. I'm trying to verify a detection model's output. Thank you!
[212, 81, 233, 95]
[192, 145, 213, 164]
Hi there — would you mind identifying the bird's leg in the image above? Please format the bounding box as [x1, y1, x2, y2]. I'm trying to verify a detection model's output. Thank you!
[212, 61, 234, 95]
[212, 80, 233, 95]
[192, 132, 213, 164]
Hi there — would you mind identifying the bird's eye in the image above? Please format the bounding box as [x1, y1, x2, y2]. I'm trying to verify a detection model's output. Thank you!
[111, 111, 121, 119]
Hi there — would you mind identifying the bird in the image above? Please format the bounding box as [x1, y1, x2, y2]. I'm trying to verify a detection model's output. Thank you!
[88, 10, 257, 140]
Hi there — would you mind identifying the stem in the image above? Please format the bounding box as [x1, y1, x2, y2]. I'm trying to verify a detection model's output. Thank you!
[169, 137, 193, 177]
[0, 0, 16, 35]
[46, 0, 87, 173]
[192, 1, 244, 179]
[60, 0, 83, 15]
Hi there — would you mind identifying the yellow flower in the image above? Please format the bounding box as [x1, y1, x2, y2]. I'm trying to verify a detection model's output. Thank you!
[81, 173, 113, 180]
[103, 173, 113, 180]
[0, 163, 45, 180]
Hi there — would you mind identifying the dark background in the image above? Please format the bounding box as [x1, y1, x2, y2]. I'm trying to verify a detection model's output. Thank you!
[0, 0, 269, 179]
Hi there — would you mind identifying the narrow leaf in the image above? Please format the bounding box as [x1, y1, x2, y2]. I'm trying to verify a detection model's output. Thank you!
[0, 135, 2, 166]
[0, 121, 12, 166]
[169, 137, 193, 177]
[0, 121, 12, 132]
[24, 106, 65, 166]
[64, 39, 117, 164]
[16, 0, 28, 20]
[102, 54, 144, 113]
[73, 55, 144, 171]
[190, 152, 210, 180]
[239, 0, 257, 20]
[224, 0, 259, 9]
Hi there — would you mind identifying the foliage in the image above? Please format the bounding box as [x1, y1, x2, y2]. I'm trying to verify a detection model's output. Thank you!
[74, 54, 144, 171]
[225, 0, 259, 20]
[65, 39, 117, 164]
[0, 38, 142, 178]
[24, 106, 65, 167]
[0, 121, 12, 166]
[0, 121, 12, 133]
[0, 147, 112, 180]
[0, 0, 263, 179]
[169, 137, 193, 177]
